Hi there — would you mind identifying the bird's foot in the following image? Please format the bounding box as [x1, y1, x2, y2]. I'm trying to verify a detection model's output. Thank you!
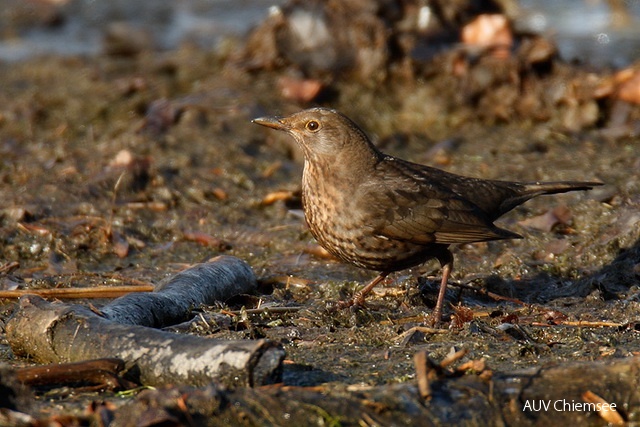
[334, 299, 354, 310]
[328, 274, 386, 311]
[425, 313, 443, 328]
[329, 292, 367, 311]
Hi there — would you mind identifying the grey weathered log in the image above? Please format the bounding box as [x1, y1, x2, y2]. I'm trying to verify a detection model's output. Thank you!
[100, 255, 257, 327]
[5, 256, 285, 387]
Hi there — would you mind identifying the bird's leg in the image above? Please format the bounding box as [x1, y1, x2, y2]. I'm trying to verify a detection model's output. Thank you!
[337, 272, 390, 308]
[429, 249, 454, 326]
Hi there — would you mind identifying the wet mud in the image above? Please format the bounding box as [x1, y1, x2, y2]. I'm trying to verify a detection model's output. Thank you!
[1, 0, 639, 423]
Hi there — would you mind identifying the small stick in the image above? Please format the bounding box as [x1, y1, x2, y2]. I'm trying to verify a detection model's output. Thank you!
[15, 358, 136, 391]
[532, 320, 624, 328]
[414, 351, 431, 399]
[0, 285, 154, 299]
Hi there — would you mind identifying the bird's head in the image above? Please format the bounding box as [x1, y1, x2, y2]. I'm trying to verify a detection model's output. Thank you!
[252, 108, 380, 164]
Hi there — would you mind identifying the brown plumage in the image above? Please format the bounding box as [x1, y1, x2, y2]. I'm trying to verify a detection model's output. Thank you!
[253, 107, 602, 324]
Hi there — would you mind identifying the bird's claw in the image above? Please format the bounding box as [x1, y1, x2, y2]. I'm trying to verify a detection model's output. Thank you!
[329, 293, 366, 311]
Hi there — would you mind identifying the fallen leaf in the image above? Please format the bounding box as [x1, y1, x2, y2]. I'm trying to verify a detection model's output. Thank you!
[541, 238, 571, 261]
[111, 230, 130, 258]
[461, 14, 513, 58]
[261, 190, 296, 206]
[450, 305, 474, 329]
[518, 205, 572, 232]
[543, 309, 568, 324]
[303, 244, 335, 260]
[183, 231, 231, 250]
[582, 390, 625, 425]
[614, 67, 640, 104]
[278, 76, 323, 103]
[211, 187, 227, 200]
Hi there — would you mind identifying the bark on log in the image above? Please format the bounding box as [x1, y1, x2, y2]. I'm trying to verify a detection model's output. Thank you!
[110, 356, 639, 426]
[5, 256, 285, 387]
[100, 255, 257, 327]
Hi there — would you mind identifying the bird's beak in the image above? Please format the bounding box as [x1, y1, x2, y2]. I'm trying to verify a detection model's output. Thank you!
[252, 116, 289, 131]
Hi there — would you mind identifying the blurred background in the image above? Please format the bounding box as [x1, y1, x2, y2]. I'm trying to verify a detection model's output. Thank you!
[1, 0, 639, 68]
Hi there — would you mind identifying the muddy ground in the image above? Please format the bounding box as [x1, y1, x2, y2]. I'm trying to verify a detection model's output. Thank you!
[1, 3, 640, 424]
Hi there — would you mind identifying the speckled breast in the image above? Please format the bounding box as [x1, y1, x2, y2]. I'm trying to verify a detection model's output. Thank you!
[301, 167, 442, 273]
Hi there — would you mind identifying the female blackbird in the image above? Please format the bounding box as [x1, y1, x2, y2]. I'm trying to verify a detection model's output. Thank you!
[253, 108, 601, 324]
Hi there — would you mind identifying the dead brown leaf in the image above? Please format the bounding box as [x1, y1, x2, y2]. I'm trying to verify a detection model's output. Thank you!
[518, 204, 572, 232]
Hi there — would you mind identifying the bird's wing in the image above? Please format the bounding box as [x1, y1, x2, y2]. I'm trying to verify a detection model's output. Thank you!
[362, 161, 520, 245]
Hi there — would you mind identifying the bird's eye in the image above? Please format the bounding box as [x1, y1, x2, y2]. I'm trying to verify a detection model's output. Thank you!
[305, 120, 320, 132]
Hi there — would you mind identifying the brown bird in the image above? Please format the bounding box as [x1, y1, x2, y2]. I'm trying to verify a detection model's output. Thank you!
[253, 108, 601, 324]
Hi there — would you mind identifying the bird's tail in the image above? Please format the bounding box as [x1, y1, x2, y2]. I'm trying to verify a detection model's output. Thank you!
[521, 181, 603, 196]
[499, 180, 603, 214]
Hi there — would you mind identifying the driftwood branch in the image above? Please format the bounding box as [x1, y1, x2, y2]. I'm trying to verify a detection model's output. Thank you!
[100, 255, 258, 327]
[5, 256, 285, 387]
